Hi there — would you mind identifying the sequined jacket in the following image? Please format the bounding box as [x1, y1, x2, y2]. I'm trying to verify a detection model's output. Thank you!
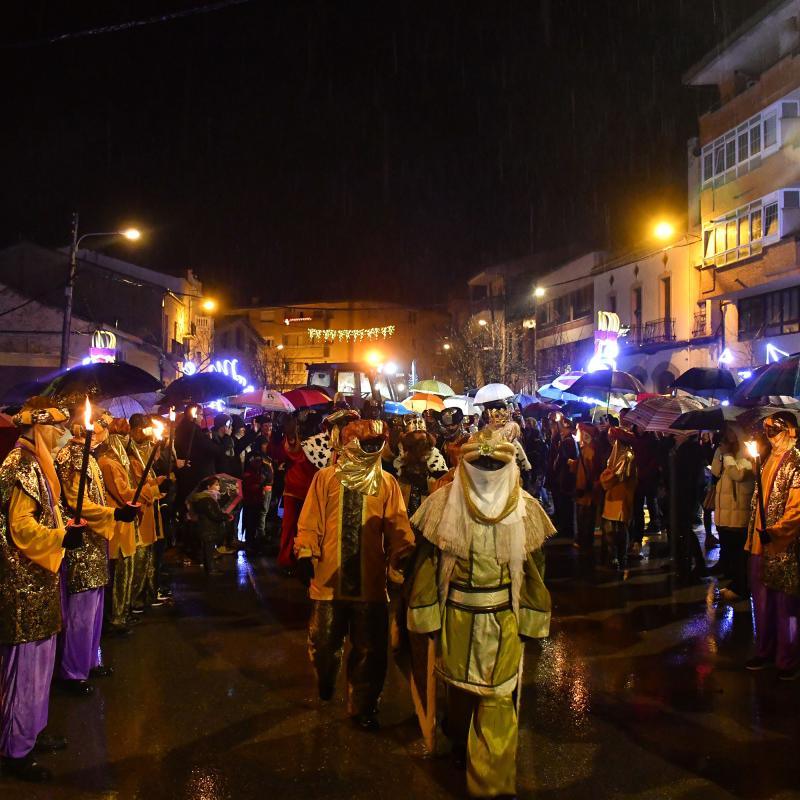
[56, 444, 110, 593]
[747, 447, 800, 554]
[0, 447, 63, 644]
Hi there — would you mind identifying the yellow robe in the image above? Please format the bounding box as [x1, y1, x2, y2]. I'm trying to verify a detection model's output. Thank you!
[98, 455, 139, 559]
[9, 488, 66, 573]
[295, 466, 415, 602]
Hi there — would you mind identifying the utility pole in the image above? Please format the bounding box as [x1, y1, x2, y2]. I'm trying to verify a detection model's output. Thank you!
[60, 212, 80, 368]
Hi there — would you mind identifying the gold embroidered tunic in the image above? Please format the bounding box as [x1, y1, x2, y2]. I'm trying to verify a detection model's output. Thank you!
[747, 447, 800, 556]
[0, 446, 66, 644]
[56, 443, 115, 593]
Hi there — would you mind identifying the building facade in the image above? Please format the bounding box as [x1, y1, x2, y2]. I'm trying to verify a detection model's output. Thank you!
[685, 0, 800, 373]
[216, 301, 451, 392]
[0, 242, 212, 394]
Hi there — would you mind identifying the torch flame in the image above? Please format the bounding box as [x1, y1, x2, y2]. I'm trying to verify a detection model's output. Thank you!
[555, 412, 562, 422]
[83, 396, 93, 433]
[152, 419, 165, 442]
[169, 406, 176, 423]
[745, 440, 759, 459]
[190, 406, 198, 420]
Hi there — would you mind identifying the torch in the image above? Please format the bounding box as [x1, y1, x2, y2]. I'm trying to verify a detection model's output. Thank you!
[166, 407, 176, 477]
[745, 440, 771, 545]
[73, 396, 94, 524]
[186, 405, 199, 466]
[132, 419, 165, 504]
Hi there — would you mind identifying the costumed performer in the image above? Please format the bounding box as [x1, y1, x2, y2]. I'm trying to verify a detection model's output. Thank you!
[96, 418, 140, 635]
[294, 419, 415, 730]
[394, 415, 448, 517]
[406, 427, 555, 797]
[0, 399, 83, 782]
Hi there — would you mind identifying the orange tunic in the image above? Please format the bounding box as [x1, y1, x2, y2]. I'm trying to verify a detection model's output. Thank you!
[128, 446, 163, 546]
[98, 455, 139, 558]
[747, 453, 800, 556]
[295, 467, 415, 602]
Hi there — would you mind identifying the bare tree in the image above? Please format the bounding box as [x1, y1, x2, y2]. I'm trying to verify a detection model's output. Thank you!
[446, 319, 529, 392]
[252, 346, 293, 391]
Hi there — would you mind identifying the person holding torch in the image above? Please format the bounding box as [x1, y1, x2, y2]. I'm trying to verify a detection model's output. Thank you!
[0, 398, 82, 783]
[744, 412, 800, 680]
[127, 414, 166, 614]
[54, 402, 139, 696]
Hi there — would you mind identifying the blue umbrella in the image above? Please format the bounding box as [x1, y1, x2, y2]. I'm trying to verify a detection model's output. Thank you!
[514, 393, 538, 409]
[384, 400, 410, 416]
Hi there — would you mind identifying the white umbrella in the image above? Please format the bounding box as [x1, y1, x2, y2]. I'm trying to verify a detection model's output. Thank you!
[474, 383, 514, 405]
[228, 388, 295, 412]
[444, 395, 479, 416]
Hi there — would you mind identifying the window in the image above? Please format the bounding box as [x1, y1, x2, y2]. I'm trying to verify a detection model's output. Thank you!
[337, 371, 356, 394]
[607, 294, 616, 313]
[572, 285, 593, 319]
[738, 287, 800, 340]
[751, 209, 762, 240]
[764, 202, 779, 237]
[632, 287, 642, 324]
[309, 370, 332, 389]
[751, 122, 761, 154]
[764, 113, 777, 148]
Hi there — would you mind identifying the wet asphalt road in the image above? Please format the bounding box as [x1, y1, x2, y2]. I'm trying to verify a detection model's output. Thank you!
[2, 531, 799, 800]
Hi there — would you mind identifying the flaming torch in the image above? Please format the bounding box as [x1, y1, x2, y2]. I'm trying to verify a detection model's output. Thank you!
[745, 440, 771, 545]
[73, 396, 94, 524]
[186, 405, 199, 466]
[166, 407, 176, 476]
[132, 419, 164, 504]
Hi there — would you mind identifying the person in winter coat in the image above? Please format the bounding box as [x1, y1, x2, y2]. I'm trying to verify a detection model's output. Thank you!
[600, 426, 637, 574]
[242, 452, 274, 551]
[188, 476, 230, 575]
[710, 424, 754, 601]
[570, 422, 603, 554]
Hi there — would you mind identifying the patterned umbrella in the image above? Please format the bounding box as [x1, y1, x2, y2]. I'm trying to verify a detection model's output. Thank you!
[736, 354, 800, 401]
[409, 379, 455, 397]
[624, 395, 704, 432]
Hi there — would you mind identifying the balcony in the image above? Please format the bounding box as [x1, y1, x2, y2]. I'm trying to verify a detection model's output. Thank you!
[627, 318, 677, 345]
[692, 311, 708, 339]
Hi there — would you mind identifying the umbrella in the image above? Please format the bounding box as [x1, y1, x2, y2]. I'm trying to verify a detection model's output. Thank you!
[228, 388, 295, 412]
[383, 400, 410, 416]
[214, 473, 243, 514]
[736, 405, 800, 432]
[474, 383, 514, 405]
[521, 401, 560, 419]
[282, 388, 332, 409]
[623, 395, 704, 432]
[671, 404, 750, 431]
[162, 373, 241, 405]
[41, 362, 162, 403]
[736, 354, 800, 401]
[568, 369, 644, 396]
[106, 392, 161, 418]
[671, 367, 737, 398]
[444, 395, 479, 416]
[402, 393, 445, 412]
[514, 393, 538, 409]
[551, 371, 585, 391]
[409, 379, 455, 397]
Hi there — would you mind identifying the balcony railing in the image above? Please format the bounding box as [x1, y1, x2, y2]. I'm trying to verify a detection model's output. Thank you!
[627, 318, 677, 345]
[692, 311, 708, 338]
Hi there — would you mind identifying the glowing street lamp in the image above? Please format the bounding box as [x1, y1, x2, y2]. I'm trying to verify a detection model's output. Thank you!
[201, 298, 218, 313]
[477, 319, 488, 327]
[654, 221, 675, 241]
[60, 215, 143, 368]
[533, 286, 546, 299]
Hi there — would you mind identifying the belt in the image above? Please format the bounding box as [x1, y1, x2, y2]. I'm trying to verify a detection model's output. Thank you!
[447, 584, 511, 613]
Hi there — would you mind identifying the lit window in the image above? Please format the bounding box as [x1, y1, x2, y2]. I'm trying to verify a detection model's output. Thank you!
[738, 215, 750, 246]
[751, 210, 762, 240]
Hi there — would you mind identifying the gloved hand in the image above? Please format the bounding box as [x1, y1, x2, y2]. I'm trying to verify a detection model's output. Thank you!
[63, 521, 87, 550]
[296, 557, 315, 588]
[114, 503, 140, 523]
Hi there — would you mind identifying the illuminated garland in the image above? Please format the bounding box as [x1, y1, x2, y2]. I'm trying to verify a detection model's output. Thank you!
[308, 326, 396, 343]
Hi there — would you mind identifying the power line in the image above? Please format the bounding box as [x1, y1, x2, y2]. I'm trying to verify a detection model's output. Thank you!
[2, 0, 254, 49]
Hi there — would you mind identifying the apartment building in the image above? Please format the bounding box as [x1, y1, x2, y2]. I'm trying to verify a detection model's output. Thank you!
[685, 0, 800, 370]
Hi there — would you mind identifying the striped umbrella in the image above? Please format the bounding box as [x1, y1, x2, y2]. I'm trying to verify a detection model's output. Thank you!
[624, 395, 704, 432]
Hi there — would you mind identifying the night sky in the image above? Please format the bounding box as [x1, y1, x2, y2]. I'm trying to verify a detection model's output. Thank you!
[1, 1, 765, 306]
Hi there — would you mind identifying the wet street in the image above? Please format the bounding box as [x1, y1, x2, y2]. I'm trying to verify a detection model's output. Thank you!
[2, 533, 799, 800]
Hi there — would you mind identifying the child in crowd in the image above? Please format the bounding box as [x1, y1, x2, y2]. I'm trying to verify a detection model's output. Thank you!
[187, 476, 230, 575]
[242, 451, 274, 552]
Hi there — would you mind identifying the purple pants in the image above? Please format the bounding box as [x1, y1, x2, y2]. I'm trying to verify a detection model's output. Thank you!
[58, 586, 104, 681]
[0, 636, 57, 758]
[750, 554, 800, 670]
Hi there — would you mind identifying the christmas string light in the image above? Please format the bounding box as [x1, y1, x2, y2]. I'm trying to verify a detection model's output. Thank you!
[308, 326, 396, 343]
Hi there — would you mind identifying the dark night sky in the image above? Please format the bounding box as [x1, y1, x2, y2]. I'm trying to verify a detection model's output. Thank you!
[0, 0, 765, 305]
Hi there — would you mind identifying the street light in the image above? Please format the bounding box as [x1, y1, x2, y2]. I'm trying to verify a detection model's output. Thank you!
[478, 319, 488, 327]
[201, 298, 218, 313]
[60, 214, 143, 368]
[654, 221, 675, 241]
[532, 286, 545, 391]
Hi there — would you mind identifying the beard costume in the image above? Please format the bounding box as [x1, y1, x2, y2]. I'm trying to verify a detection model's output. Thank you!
[406, 428, 555, 797]
[294, 420, 415, 727]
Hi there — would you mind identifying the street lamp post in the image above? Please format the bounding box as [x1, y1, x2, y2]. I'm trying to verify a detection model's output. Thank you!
[60, 214, 141, 367]
[532, 286, 545, 392]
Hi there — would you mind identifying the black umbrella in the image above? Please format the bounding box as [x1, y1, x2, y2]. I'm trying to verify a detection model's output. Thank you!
[568, 369, 644, 396]
[162, 373, 241, 405]
[671, 404, 748, 431]
[40, 362, 162, 403]
[736, 354, 800, 400]
[671, 367, 737, 397]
